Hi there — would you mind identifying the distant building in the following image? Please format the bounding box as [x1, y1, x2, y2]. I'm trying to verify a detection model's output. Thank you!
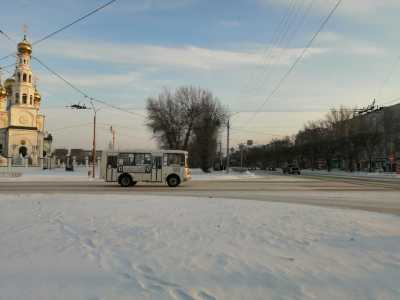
[356, 102, 400, 171]
[53, 148, 68, 164]
[51, 148, 102, 166]
[70, 149, 86, 165]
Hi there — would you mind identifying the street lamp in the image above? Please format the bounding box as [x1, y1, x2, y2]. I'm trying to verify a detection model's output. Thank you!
[226, 112, 240, 173]
[68, 100, 100, 178]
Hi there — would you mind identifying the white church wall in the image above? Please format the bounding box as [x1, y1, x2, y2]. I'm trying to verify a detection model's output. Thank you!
[1, 36, 48, 166]
[0, 112, 8, 128]
[9, 107, 36, 128]
[8, 129, 40, 165]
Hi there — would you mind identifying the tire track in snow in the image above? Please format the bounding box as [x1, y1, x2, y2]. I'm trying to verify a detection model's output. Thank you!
[55, 218, 217, 299]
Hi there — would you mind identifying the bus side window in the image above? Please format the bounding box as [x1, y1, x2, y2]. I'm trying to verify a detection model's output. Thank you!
[118, 153, 134, 166]
[107, 155, 117, 168]
[154, 156, 162, 169]
[144, 154, 152, 165]
[135, 154, 145, 165]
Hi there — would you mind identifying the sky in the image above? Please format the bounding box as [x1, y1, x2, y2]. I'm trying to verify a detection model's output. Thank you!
[1, 0, 400, 150]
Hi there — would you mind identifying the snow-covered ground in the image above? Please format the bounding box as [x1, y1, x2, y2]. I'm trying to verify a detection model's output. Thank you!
[1, 194, 399, 300]
[301, 169, 400, 179]
[0, 167, 265, 182]
[190, 168, 261, 181]
[0, 167, 99, 182]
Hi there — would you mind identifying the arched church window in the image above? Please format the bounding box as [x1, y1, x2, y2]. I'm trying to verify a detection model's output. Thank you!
[30, 95, 33, 104]
[22, 94, 27, 104]
[29, 75, 32, 83]
[15, 93, 19, 103]
[17, 73, 21, 82]
[23, 74, 27, 82]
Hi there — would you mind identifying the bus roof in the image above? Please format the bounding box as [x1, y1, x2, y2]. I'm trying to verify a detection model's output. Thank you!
[104, 149, 188, 155]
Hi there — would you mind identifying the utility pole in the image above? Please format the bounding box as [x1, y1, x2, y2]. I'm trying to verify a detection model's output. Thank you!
[68, 101, 99, 178]
[226, 119, 230, 173]
[110, 126, 116, 151]
[241, 148, 243, 168]
[239, 143, 244, 168]
[92, 109, 96, 178]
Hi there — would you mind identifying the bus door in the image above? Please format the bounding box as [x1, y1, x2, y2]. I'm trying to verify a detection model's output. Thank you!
[152, 156, 163, 182]
[106, 155, 118, 182]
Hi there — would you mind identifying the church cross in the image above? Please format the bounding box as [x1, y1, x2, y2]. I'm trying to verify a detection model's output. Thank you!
[22, 24, 28, 38]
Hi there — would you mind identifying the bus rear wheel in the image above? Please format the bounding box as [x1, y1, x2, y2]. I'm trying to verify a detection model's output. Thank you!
[167, 175, 180, 187]
[119, 174, 133, 187]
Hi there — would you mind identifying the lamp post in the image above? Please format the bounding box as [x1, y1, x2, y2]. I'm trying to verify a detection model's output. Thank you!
[226, 112, 240, 173]
[110, 126, 116, 151]
[68, 100, 100, 178]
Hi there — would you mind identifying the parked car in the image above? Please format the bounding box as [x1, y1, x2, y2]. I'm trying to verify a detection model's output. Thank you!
[282, 165, 301, 175]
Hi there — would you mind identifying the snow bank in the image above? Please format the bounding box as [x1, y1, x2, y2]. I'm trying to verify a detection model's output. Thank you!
[302, 169, 400, 179]
[190, 168, 260, 181]
[0, 168, 261, 182]
[0, 167, 100, 182]
[1, 194, 399, 300]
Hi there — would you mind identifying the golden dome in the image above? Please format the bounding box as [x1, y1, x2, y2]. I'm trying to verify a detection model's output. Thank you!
[18, 36, 32, 55]
[0, 86, 6, 98]
[34, 90, 41, 102]
[4, 78, 15, 90]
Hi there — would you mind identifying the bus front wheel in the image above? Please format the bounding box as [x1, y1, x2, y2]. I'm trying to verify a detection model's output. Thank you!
[119, 174, 133, 187]
[167, 175, 180, 187]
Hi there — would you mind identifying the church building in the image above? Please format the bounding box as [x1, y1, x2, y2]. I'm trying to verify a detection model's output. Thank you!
[0, 36, 50, 166]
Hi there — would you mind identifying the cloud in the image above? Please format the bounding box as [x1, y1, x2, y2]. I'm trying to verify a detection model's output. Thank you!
[35, 39, 326, 71]
[36, 70, 175, 102]
[39, 72, 144, 88]
[220, 20, 241, 28]
[316, 32, 386, 57]
[257, 0, 400, 18]
[111, 0, 197, 13]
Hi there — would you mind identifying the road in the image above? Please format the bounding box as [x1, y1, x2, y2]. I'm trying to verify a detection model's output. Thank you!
[1, 172, 400, 215]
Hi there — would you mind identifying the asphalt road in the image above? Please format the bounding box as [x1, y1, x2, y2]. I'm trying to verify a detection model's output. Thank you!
[1, 173, 400, 215]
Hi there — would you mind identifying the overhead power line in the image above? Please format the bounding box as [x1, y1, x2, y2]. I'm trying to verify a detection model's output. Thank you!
[238, 0, 299, 96]
[1, 26, 146, 120]
[0, 30, 16, 62]
[32, 56, 146, 118]
[260, 0, 316, 87]
[242, 0, 343, 128]
[231, 127, 285, 137]
[0, 0, 118, 61]
[376, 55, 400, 100]
[0, 29, 16, 43]
[32, 0, 118, 46]
[0, 62, 16, 70]
[381, 96, 400, 106]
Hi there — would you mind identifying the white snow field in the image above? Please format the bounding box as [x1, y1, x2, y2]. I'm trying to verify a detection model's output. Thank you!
[1, 194, 400, 300]
[0, 167, 263, 182]
[190, 168, 262, 181]
[0, 167, 101, 182]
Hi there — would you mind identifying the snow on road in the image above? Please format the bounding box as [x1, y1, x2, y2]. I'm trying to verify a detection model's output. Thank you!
[0, 167, 263, 182]
[1, 194, 399, 300]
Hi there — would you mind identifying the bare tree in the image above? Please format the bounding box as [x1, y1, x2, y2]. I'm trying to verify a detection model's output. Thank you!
[191, 93, 227, 171]
[146, 86, 227, 171]
[146, 89, 186, 149]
